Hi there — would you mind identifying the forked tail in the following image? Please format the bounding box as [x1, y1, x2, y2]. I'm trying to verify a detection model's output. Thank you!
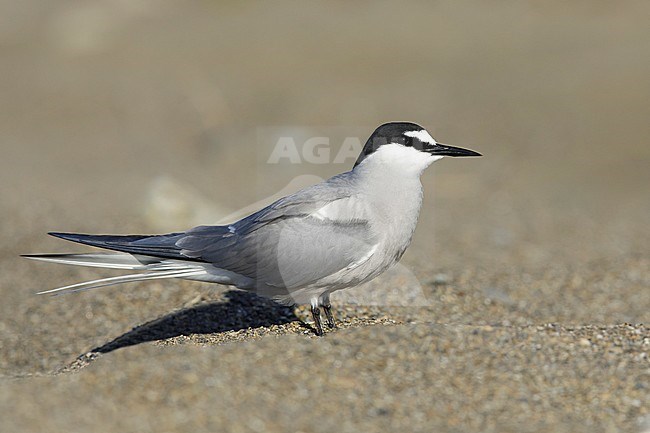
[22, 252, 208, 295]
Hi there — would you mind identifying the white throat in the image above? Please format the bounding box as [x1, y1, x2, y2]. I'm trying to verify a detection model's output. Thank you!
[356, 143, 442, 177]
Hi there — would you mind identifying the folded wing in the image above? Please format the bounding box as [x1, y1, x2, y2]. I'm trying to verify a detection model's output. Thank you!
[38, 172, 378, 292]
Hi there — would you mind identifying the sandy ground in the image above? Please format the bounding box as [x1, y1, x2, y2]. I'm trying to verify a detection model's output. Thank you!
[1, 1, 649, 432]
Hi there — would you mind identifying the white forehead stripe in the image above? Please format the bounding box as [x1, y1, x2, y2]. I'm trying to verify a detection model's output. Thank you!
[404, 129, 436, 145]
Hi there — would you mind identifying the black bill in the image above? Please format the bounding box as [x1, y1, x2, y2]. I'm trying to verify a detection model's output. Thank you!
[427, 143, 482, 157]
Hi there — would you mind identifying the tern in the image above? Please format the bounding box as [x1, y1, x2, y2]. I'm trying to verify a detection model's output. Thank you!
[23, 122, 481, 335]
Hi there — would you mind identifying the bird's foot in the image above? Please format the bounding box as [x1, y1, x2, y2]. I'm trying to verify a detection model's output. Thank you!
[311, 305, 324, 336]
[323, 304, 336, 329]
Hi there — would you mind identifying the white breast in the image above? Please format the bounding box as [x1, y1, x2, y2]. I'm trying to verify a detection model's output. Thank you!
[350, 144, 437, 274]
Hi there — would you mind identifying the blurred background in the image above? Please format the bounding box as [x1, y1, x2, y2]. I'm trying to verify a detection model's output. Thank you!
[3, 0, 649, 366]
[1, 1, 649, 431]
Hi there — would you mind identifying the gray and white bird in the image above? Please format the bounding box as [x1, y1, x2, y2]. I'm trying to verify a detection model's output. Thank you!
[23, 122, 480, 335]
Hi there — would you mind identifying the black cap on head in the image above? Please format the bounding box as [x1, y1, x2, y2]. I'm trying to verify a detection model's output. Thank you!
[354, 122, 481, 167]
[354, 122, 426, 167]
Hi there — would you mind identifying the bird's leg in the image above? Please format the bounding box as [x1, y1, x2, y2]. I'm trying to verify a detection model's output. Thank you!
[310, 305, 324, 336]
[323, 304, 336, 328]
[319, 293, 335, 328]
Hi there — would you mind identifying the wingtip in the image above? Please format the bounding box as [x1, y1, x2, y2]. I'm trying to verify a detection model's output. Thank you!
[21, 254, 42, 260]
[48, 231, 73, 239]
[21, 253, 61, 260]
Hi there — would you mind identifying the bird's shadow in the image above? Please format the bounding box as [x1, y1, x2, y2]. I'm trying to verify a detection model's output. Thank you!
[90, 291, 300, 355]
